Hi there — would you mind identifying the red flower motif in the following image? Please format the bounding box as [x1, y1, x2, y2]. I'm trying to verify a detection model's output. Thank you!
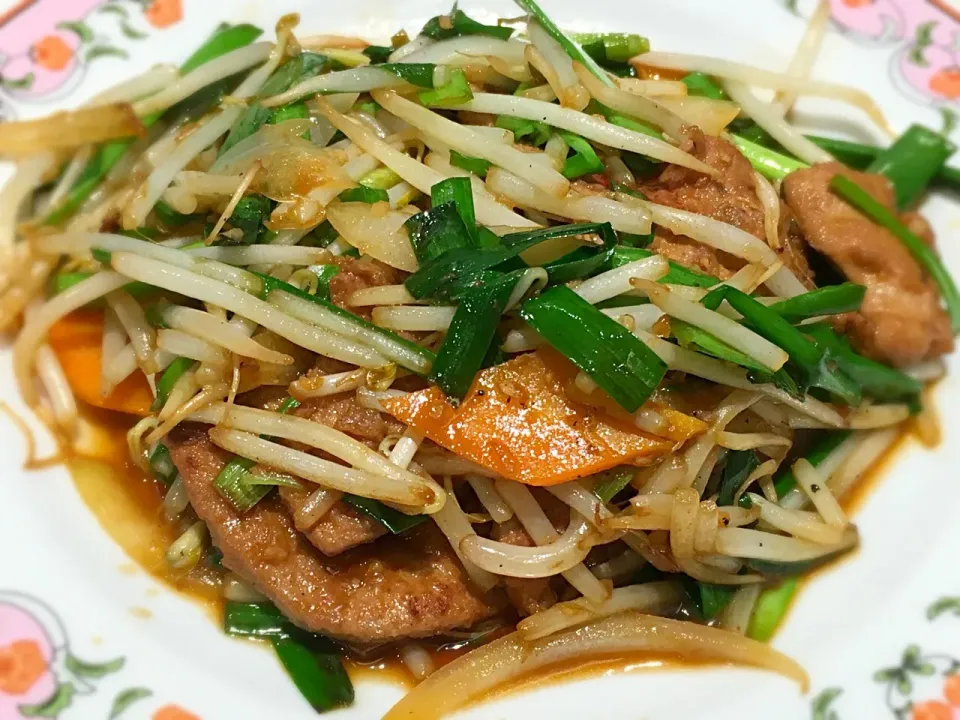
[145, 0, 183, 29]
[0, 640, 47, 695]
[31, 35, 73, 72]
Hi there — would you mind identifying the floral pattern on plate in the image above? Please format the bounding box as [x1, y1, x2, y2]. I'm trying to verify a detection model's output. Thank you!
[0, 591, 195, 720]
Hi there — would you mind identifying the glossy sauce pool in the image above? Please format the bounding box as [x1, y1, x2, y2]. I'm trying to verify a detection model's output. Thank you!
[62, 404, 922, 697]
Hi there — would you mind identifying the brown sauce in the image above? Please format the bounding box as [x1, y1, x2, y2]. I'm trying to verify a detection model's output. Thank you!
[60, 403, 931, 694]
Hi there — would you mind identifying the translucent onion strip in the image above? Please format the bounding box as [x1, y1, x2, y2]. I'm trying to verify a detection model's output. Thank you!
[396, 36, 526, 67]
[382, 612, 807, 719]
[457, 93, 718, 175]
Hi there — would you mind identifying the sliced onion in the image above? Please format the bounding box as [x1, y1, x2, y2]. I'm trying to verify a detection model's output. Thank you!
[656, 95, 741, 136]
[383, 611, 808, 719]
[348, 284, 417, 307]
[458, 93, 718, 175]
[634, 52, 891, 134]
[724, 81, 833, 164]
[325, 201, 418, 272]
[617, 77, 689, 97]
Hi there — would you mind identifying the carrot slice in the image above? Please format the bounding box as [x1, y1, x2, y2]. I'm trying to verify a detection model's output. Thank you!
[381, 350, 705, 486]
[47, 310, 153, 416]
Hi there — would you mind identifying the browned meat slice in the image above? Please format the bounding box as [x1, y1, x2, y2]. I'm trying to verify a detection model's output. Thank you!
[329, 256, 400, 315]
[293, 393, 403, 444]
[783, 163, 952, 366]
[169, 426, 503, 643]
[640, 131, 814, 285]
[278, 486, 387, 556]
[491, 520, 557, 617]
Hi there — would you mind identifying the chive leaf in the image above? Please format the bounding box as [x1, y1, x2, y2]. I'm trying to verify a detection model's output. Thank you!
[520, 285, 667, 412]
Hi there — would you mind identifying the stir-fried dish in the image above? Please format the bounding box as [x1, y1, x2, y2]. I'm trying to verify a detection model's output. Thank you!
[3, 1, 957, 716]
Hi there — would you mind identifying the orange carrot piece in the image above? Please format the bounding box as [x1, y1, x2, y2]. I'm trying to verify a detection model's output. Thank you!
[381, 350, 704, 486]
[47, 310, 153, 416]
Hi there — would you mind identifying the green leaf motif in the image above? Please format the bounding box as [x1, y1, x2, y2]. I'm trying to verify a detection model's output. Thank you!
[98, 4, 129, 17]
[909, 21, 935, 67]
[86, 45, 129, 62]
[120, 21, 148, 40]
[940, 107, 958, 137]
[56, 20, 95, 43]
[926, 596, 960, 621]
[65, 653, 125, 678]
[2, 72, 35, 91]
[109, 687, 153, 720]
[19, 683, 76, 718]
[811, 687, 843, 720]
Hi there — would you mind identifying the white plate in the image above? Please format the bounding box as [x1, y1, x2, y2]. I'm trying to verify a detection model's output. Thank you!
[2, 1, 960, 718]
